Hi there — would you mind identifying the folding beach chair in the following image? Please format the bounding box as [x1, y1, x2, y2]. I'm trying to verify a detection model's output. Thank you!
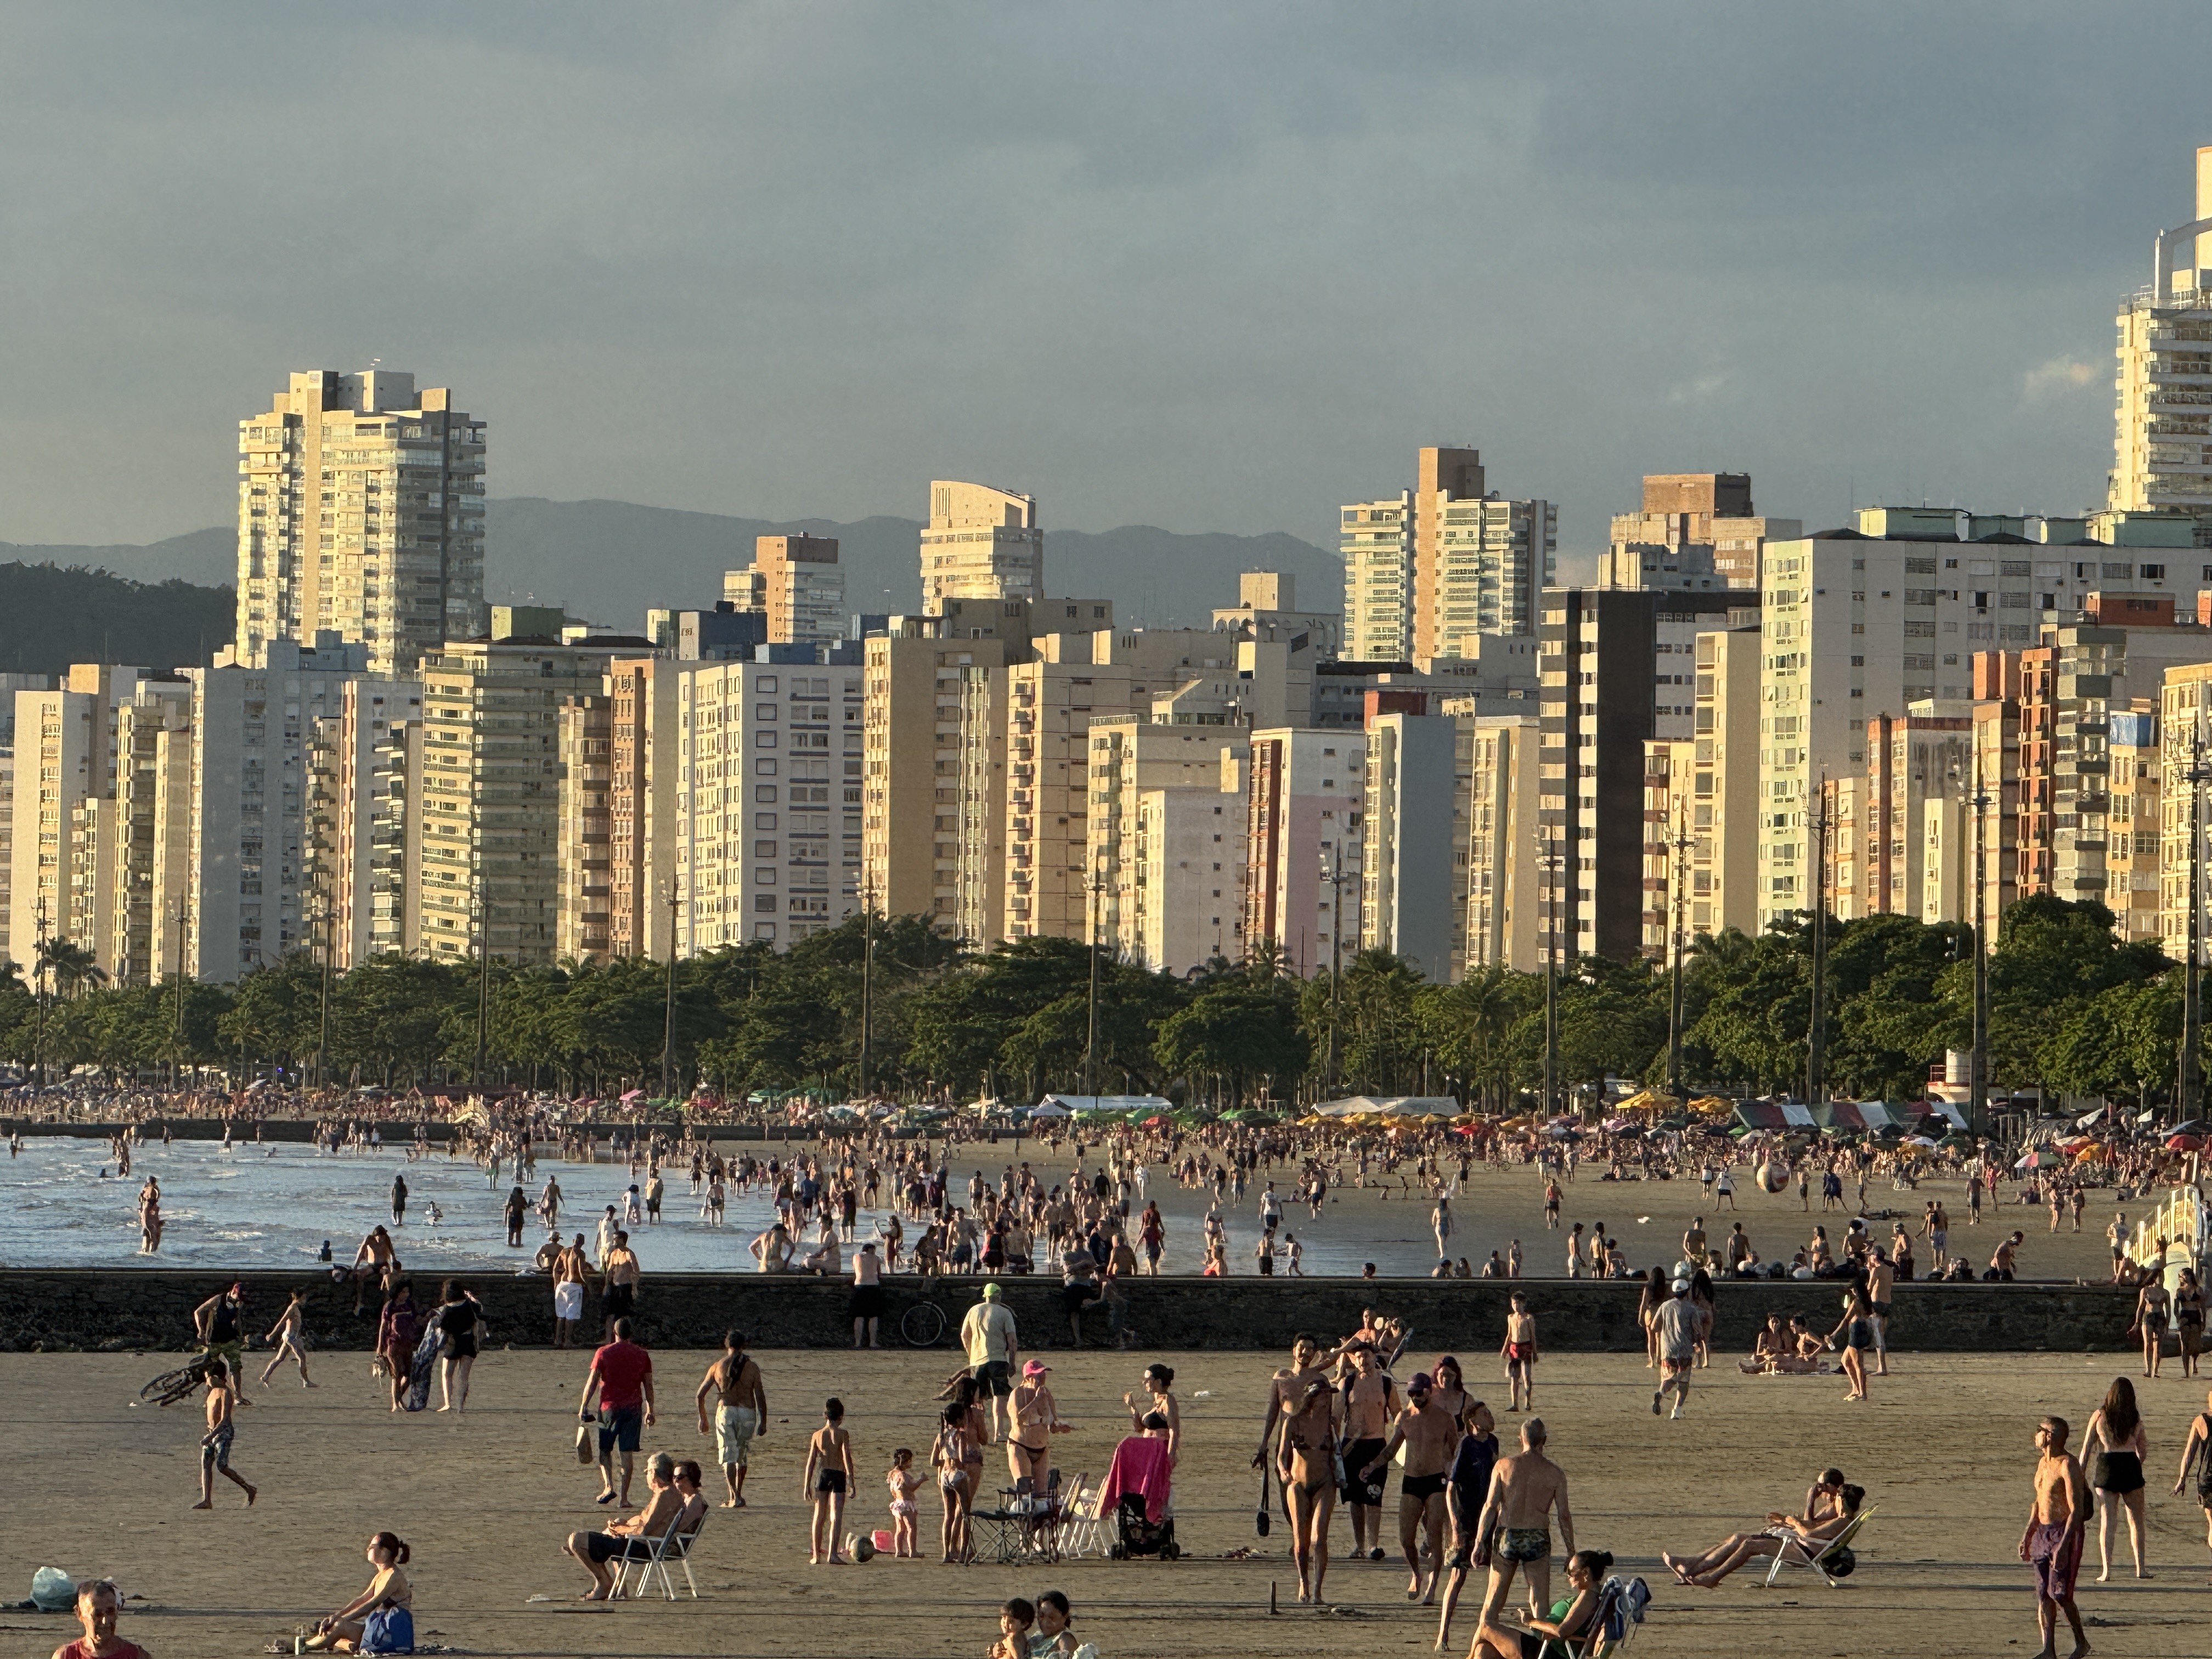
[1051, 1473, 1091, 1560]
[1060, 1475, 1108, 1559]
[1525, 1574, 1648, 1658]
[613, 1506, 708, 1600]
[1763, 1505, 1873, 1588]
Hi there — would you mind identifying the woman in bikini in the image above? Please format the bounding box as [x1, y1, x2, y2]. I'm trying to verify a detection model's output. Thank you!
[1824, 1277, 1876, 1403]
[2171, 1387, 2212, 1584]
[304, 1532, 411, 1651]
[1122, 1362, 1180, 1466]
[259, 1288, 317, 1390]
[800, 1397, 855, 1565]
[2176, 1267, 2207, 1378]
[932, 1402, 980, 1564]
[1007, 1360, 1073, 1488]
[2084, 1375, 2151, 1582]
[2137, 1273, 2175, 1379]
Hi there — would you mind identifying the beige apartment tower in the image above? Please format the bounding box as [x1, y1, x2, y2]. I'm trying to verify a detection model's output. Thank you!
[2112, 146, 2212, 529]
[725, 535, 847, 645]
[236, 370, 486, 676]
[920, 482, 1043, 613]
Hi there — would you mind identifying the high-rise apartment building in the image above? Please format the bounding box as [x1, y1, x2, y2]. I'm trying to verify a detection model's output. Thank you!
[2111, 146, 2212, 535]
[1359, 703, 1459, 979]
[1540, 589, 1740, 960]
[7, 666, 144, 973]
[603, 657, 681, 961]
[2107, 704, 2163, 943]
[920, 482, 1043, 613]
[555, 693, 613, 963]
[98, 679, 194, 985]
[1211, 572, 1342, 663]
[417, 615, 640, 968]
[1243, 727, 1365, 975]
[1604, 473, 1801, 590]
[235, 370, 484, 675]
[307, 679, 424, 969]
[725, 535, 846, 645]
[1340, 448, 1556, 661]
[1086, 718, 1248, 975]
[0, 674, 52, 964]
[1862, 708, 1974, 922]
[671, 655, 865, 952]
[1458, 709, 1544, 974]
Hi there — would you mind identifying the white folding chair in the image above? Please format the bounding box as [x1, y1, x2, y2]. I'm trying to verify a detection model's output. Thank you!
[1763, 1505, 1872, 1588]
[1059, 1474, 1107, 1559]
[614, 1507, 708, 1600]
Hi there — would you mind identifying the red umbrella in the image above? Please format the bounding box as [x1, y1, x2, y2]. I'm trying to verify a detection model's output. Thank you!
[2168, 1133, 2204, 1153]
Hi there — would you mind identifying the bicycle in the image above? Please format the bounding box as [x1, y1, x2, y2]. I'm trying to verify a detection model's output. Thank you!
[138, 1360, 209, 1407]
[901, 1300, 946, 1347]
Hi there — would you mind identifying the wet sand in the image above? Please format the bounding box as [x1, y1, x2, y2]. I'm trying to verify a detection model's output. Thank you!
[9, 1344, 2210, 1658]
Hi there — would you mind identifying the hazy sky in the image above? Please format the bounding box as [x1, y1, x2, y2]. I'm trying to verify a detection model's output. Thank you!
[4, 2, 2210, 558]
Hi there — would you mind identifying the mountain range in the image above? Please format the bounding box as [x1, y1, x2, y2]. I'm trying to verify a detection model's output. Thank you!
[0, 499, 1345, 650]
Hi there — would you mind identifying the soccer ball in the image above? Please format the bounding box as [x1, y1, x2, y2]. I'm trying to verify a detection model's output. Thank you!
[848, 1533, 877, 1563]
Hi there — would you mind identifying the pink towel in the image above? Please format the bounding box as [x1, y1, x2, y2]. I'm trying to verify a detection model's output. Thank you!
[1100, 1435, 1173, 1524]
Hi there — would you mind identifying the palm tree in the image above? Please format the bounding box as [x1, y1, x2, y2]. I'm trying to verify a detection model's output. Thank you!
[37, 936, 105, 1000]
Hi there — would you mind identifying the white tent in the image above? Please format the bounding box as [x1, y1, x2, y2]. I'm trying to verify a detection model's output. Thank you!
[1026, 1101, 1071, 1119]
[1314, 1096, 1387, 1118]
[1368, 1096, 1463, 1119]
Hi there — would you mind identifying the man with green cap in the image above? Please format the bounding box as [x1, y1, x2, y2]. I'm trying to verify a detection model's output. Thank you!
[959, 1282, 1019, 1443]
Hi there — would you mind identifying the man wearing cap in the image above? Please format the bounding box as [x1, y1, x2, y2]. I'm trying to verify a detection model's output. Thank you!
[1359, 1369, 1458, 1603]
[192, 1282, 249, 1389]
[1652, 1277, 1700, 1419]
[960, 1282, 1018, 1443]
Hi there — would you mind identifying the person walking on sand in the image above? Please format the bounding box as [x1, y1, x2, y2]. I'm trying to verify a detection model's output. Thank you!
[1257, 1332, 1344, 1604]
[695, 1329, 768, 1508]
[1502, 1293, 1538, 1414]
[192, 1361, 256, 1510]
[2084, 1376, 2151, 1582]
[801, 1397, 856, 1565]
[1473, 1417, 1572, 1624]
[1650, 1279, 1699, 1419]
[958, 1283, 1018, 1444]
[1360, 1370, 1458, 1604]
[258, 1288, 316, 1390]
[2021, 1415, 2091, 1659]
[578, 1317, 656, 1508]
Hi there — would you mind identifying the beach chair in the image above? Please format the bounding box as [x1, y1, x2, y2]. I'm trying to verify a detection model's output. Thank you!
[1525, 1574, 1647, 1657]
[1061, 1476, 1109, 1559]
[972, 1476, 1037, 1565]
[1763, 1505, 1873, 1588]
[1050, 1472, 1091, 1559]
[613, 1508, 707, 1600]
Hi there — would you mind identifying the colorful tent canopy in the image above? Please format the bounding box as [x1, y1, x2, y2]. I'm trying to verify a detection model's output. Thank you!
[1733, 1099, 1816, 1131]
[1816, 1101, 1898, 1132]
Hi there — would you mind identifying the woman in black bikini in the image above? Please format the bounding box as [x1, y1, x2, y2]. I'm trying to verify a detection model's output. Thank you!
[433, 1280, 481, 1414]
[2084, 1375, 2151, 1582]
[2173, 1267, 2205, 1378]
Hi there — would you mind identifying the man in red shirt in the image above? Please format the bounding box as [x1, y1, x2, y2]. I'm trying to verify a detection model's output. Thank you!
[51, 1578, 147, 1659]
[577, 1316, 657, 1507]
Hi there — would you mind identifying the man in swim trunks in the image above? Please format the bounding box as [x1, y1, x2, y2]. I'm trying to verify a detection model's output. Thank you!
[552, 1233, 591, 1350]
[694, 1327, 768, 1507]
[601, 1230, 643, 1340]
[1651, 1278, 1700, 1419]
[1361, 1370, 1458, 1604]
[2020, 1414, 2091, 1659]
[1257, 1333, 1341, 1604]
[1339, 1340, 1398, 1561]
[1474, 1416, 1572, 1624]
[1503, 1293, 1538, 1413]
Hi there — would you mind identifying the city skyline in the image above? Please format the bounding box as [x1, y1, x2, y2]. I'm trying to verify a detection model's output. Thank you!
[5, 7, 2212, 560]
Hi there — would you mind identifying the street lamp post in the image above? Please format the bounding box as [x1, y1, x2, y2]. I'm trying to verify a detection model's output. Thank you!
[1321, 846, 1351, 1098]
[1541, 837, 1562, 1120]
[472, 887, 492, 1090]
[1084, 856, 1108, 1100]
[1968, 752, 1994, 1134]
[1806, 781, 1829, 1109]
[317, 887, 334, 1093]
[660, 879, 682, 1103]
[2182, 731, 2211, 1120]
[858, 874, 877, 1099]
[1667, 799, 1692, 1101]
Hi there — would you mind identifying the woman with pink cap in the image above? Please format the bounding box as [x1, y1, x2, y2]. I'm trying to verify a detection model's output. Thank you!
[1008, 1359, 1075, 1488]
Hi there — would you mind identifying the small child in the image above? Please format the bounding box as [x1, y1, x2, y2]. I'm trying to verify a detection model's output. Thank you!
[988, 1597, 1036, 1659]
[194, 1361, 257, 1509]
[801, 1397, 855, 1565]
[887, 1447, 922, 1558]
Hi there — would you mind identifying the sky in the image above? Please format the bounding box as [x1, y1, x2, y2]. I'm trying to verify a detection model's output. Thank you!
[3, 2, 2210, 560]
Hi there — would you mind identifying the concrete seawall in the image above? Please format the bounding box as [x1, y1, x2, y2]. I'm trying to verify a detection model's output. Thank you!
[0, 1269, 2133, 1355]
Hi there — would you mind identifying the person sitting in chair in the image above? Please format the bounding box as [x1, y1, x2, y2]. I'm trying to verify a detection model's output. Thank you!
[1661, 1483, 1864, 1587]
[1470, 1548, 1612, 1658]
[565, 1452, 685, 1600]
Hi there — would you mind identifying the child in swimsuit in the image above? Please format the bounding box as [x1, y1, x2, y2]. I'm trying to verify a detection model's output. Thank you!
[887, 1447, 922, 1558]
[802, 1397, 854, 1565]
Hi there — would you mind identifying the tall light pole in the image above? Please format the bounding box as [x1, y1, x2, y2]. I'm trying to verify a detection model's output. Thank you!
[32, 901, 50, 1090]
[1806, 780, 1829, 1107]
[1968, 749, 1994, 1133]
[1321, 845, 1351, 1098]
[1667, 798, 1693, 1102]
[171, 901, 187, 1092]
[2174, 727, 2208, 1120]
[471, 886, 492, 1089]
[1541, 837, 1562, 1120]
[1084, 855, 1108, 1100]
[857, 873, 877, 1100]
[316, 884, 334, 1093]
[659, 878, 682, 1102]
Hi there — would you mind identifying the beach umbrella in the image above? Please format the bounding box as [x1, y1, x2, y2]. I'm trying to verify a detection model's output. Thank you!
[2167, 1133, 2204, 1153]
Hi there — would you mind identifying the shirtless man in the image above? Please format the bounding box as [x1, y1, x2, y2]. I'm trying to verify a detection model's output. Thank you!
[552, 1233, 592, 1350]
[601, 1231, 642, 1340]
[693, 1328, 768, 1507]
[1362, 1371, 1458, 1602]
[1474, 1417, 1573, 1622]
[1866, 1246, 1895, 1376]
[1339, 1341, 1398, 1560]
[2020, 1415, 2091, 1659]
[1502, 1293, 1538, 1413]
[1256, 1333, 1341, 1604]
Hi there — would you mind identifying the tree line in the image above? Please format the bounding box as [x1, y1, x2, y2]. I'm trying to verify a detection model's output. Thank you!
[0, 896, 2186, 1108]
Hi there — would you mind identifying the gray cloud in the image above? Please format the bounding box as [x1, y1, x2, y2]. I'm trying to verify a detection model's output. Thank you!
[1, 2, 2207, 557]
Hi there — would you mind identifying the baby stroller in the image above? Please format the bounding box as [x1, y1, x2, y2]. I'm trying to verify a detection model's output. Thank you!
[1100, 1432, 1180, 1560]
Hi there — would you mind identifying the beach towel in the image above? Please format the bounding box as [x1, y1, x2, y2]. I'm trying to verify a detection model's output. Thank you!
[1099, 1434, 1173, 1525]
[403, 1323, 441, 1413]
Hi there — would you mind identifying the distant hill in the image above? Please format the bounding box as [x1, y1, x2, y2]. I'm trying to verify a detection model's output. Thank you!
[0, 501, 1345, 674]
[0, 563, 235, 678]
[481, 499, 1344, 630]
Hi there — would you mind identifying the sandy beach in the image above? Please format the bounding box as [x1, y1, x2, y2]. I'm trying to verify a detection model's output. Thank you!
[8, 1342, 2210, 1658]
